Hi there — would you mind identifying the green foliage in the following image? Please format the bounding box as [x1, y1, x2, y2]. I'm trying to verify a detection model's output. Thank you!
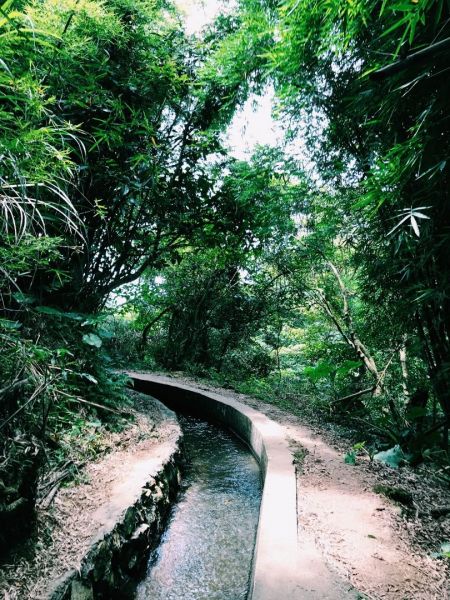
[103, 315, 150, 369]
[2, 0, 298, 552]
[431, 541, 450, 559]
[3, 0, 450, 556]
[304, 361, 336, 382]
[344, 441, 376, 465]
[344, 451, 357, 465]
[82, 333, 102, 348]
[222, 0, 450, 456]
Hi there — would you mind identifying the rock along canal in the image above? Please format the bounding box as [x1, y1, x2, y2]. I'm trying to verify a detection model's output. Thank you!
[135, 414, 262, 600]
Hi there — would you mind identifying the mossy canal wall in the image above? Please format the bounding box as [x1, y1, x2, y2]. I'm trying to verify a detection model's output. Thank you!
[46, 426, 182, 600]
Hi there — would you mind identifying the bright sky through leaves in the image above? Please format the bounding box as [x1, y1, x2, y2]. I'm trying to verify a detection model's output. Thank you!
[176, 0, 226, 35]
[176, 0, 282, 159]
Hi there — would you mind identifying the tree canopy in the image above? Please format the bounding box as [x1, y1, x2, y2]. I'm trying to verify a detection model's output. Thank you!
[2, 0, 450, 555]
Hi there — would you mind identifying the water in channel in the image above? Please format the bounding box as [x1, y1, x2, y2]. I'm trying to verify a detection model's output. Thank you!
[135, 414, 262, 600]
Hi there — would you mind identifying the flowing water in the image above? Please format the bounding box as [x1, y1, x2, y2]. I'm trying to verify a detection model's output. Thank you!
[135, 414, 262, 600]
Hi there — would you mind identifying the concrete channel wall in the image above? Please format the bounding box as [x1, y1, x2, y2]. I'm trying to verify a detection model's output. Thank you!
[129, 373, 300, 600]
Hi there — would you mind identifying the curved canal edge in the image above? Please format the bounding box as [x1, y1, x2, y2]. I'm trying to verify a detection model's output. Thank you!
[128, 372, 300, 600]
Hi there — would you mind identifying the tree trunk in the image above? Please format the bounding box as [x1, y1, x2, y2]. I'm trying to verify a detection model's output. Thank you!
[399, 338, 410, 401]
[141, 306, 173, 347]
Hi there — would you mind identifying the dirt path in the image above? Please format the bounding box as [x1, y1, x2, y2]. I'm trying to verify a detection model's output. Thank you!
[158, 373, 450, 600]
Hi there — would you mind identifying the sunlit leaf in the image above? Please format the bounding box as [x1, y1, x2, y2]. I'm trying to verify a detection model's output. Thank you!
[82, 333, 102, 348]
[410, 215, 420, 237]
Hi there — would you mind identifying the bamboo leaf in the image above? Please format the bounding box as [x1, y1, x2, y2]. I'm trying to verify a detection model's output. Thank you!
[410, 215, 420, 237]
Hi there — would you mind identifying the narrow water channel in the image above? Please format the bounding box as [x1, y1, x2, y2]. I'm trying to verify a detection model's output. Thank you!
[135, 414, 262, 600]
